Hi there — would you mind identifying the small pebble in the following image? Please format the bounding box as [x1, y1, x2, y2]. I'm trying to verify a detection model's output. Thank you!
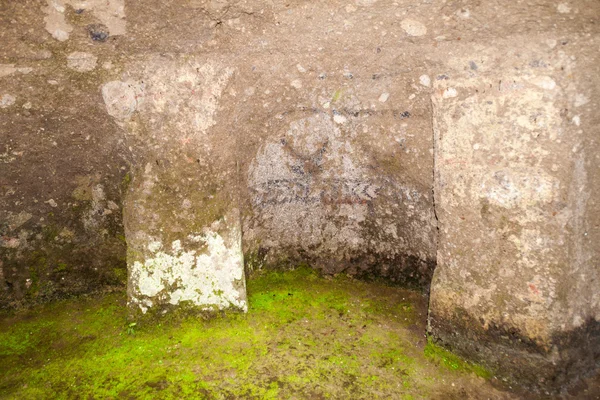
[442, 87, 458, 98]
[400, 18, 427, 37]
[557, 3, 571, 13]
[333, 114, 347, 124]
[67, 52, 97, 72]
[88, 24, 109, 42]
[46, 199, 58, 208]
[419, 74, 431, 87]
[0, 94, 16, 108]
[378, 93, 390, 103]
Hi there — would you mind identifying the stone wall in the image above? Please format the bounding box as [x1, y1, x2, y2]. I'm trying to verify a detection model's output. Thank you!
[101, 56, 247, 314]
[1, 0, 599, 391]
[428, 34, 600, 388]
[1, 1, 130, 307]
[234, 55, 436, 287]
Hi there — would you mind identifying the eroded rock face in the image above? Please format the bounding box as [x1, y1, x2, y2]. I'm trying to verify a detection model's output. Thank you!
[247, 113, 380, 261]
[428, 36, 600, 389]
[1, 0, 599, 391]
[227, 48, 437, 287]
[244, 110, 436, 286]
[101, 56, 246, 314]
[42, 0, 126, 42]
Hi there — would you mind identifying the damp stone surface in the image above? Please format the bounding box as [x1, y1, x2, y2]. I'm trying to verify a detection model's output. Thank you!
[0, 0, 599, 394]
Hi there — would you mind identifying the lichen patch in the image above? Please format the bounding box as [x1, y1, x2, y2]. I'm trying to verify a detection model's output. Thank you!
[130, 230, 247, 313]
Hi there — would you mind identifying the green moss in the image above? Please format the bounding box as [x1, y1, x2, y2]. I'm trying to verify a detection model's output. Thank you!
[243, 248, 265, 274]
[424, 337, 492, 379]
[121, 172, 132, 192]
[55, 262, 68, 272]
[112, 266, 127, 284]
[332, 89, 343, 102]
[41, 224, 60, 242]
[0, 268, 496, 398]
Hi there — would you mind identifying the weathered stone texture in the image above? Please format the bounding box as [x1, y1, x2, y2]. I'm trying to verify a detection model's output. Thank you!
[235, 58, 436, 286]
[101, 56, 247, 313]
[1, 0, 599, 391]
[428, 36, 600, 388]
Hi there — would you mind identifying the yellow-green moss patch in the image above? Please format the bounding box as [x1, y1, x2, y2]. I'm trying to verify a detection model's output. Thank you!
[0, 268, 500, 399]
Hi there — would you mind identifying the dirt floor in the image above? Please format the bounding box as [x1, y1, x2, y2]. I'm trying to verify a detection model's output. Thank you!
[0, 268, 598, 399]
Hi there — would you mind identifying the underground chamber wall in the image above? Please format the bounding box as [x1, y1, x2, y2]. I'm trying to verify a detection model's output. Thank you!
[98, 53, 439, 315]
[1, 0, 599, 393]
[240, 111, 438, 290]
[117, 104, 438, 315]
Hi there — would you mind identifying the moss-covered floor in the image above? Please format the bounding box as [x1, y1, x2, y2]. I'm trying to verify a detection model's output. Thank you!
[1, 268, 512, 399]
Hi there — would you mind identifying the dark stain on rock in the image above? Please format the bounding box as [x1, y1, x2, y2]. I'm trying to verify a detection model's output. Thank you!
[250, 246, 436, 293]
[88, 24, 110, 42]
[429, 309, 600, 395]
[480, 197, 490, 219]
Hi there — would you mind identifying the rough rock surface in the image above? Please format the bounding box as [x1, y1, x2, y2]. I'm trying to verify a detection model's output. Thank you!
[100, 56, 247, 314]
[0, 0, 599, 391]
[238, 64, 437, 286]
[428, 35, 600, 389]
